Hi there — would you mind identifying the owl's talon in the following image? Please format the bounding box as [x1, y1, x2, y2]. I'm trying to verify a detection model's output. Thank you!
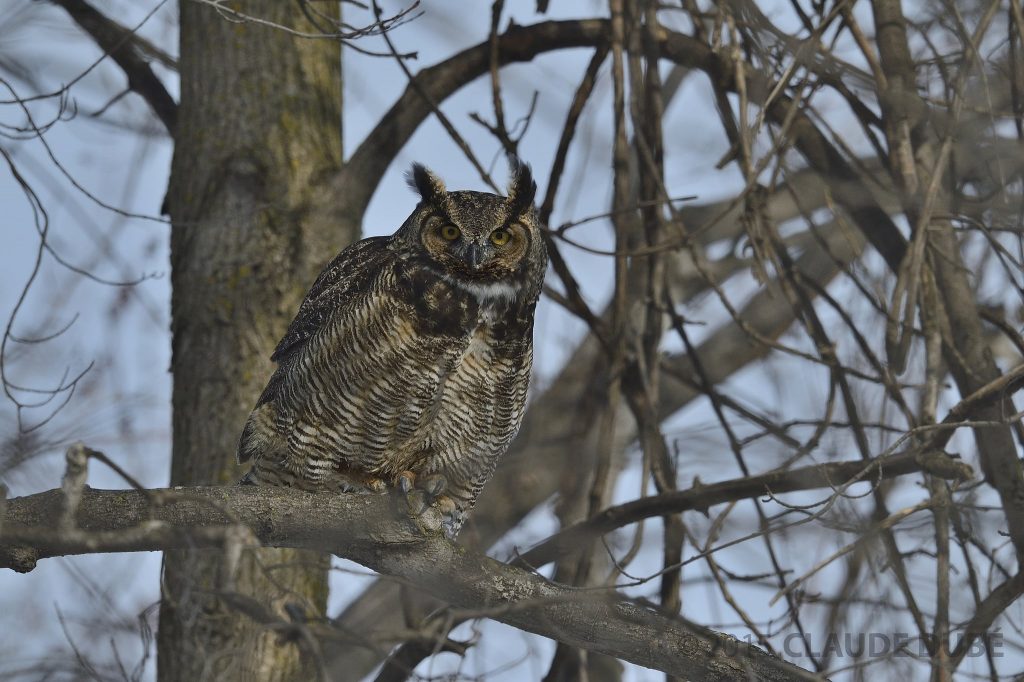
[430, 495, 461, 539]
[397, 471, 416, 494]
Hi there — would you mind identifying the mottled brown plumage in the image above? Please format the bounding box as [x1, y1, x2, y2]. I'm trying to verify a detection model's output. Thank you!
[237, 160, 546, 535]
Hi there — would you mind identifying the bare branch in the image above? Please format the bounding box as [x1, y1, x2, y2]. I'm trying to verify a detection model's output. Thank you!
[0, 485, 817, 682]
[514, 447, 971, 571]
[49, 0, 178, 135]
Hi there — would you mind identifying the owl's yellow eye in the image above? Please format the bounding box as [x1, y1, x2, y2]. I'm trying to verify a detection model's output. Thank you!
[439, 224, 461, 241]
[490, 228, 512, 246]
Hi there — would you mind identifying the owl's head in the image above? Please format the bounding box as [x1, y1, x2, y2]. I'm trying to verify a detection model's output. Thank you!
[395, 159, 546, 290]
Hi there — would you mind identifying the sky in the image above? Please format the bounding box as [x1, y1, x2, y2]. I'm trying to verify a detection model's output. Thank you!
[0, 1, 1021, 680]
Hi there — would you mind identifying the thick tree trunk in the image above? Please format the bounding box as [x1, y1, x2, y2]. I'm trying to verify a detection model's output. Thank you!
[158, 2, 347, 679]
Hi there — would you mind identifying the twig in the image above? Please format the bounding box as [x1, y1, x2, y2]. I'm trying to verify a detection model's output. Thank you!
[49, 0, 178, 135]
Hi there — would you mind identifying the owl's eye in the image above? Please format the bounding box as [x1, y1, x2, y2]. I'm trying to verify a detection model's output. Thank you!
[490, 228, 512, 246]
[439, 224, 461, 241]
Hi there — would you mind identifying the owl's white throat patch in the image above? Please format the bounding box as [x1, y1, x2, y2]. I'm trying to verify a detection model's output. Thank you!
[448, 277, 520, 306]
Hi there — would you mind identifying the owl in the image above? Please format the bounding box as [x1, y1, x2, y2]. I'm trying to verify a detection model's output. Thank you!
[237, 160, 547, 536]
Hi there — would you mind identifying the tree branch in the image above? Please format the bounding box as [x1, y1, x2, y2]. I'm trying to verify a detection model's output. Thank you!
[0, 485, 817, 682]
[514, 448, 972, 571]
[341, 19, 907, 270]
[341, 19, 609, 216]
[49, 0, 178, 135]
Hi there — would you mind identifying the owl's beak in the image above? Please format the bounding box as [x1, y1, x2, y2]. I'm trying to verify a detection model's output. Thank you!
[464, 243, 485, 270]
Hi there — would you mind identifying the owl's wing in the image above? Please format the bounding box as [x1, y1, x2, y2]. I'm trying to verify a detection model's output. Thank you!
[240, 238, 392, 466]
[269, 236, 392, 365]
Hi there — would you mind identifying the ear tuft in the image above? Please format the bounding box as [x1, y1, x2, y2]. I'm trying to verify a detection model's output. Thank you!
[505, 156, 537, 217]
[405, 163, 447, 203]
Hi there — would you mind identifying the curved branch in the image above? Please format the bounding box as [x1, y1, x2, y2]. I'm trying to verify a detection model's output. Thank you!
[514, 448, 971, 571]
[1, 485, 816, 682]
[49, 0, 178, 136]
[340, 19, 610, 215]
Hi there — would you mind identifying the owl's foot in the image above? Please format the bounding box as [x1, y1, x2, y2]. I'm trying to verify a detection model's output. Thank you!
[364, 476, 387, 493]
[394, 471, 459, 536]
[433, 494, 456, 516]
[396, 470, 447, 513]
[431, 495, 465, 539]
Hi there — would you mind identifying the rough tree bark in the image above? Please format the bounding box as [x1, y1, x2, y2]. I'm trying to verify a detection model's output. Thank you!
[158, 2, 348, 680]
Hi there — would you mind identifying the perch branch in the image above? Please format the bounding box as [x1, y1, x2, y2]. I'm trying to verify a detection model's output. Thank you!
[1, 485, 816, 682]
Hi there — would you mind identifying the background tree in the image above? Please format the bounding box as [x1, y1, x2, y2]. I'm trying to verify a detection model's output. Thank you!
[2, 1, 1024, 681]
[158, 2, 346, 680]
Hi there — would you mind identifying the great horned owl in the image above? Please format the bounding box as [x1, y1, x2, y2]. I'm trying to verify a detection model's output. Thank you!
[237, 160, 547, 535]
